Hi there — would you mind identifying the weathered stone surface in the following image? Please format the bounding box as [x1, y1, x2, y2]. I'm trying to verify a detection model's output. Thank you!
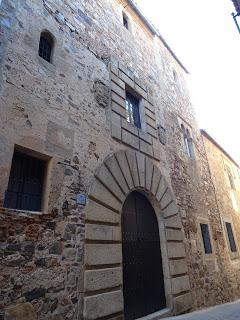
[105, 155, 129, 194]
[85, 244, 122, 266]
[5, 303, 37, 320]
[173, 292, 193, 314]
[167, 243, 186, 259]
[85, 224, 120, 241]
[169, 259, 188, 276]
[115, 151, 134, 190]
[85, 200, 120, 224]
[84, 291, 123, 320]
[89, 179, 122, 212]
[84, 268, 122, 292]
[172, 275, 190, 295]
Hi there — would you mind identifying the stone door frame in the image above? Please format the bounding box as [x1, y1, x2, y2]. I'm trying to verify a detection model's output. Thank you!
[83, 150, 192, 320]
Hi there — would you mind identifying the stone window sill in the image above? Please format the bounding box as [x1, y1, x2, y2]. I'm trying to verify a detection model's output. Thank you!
[0, 206, 43, 217]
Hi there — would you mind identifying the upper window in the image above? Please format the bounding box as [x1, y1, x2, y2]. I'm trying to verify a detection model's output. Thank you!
[181, 124, 195, 159]
[226, 166, 235, 190]
[39, 31, 54, 63]
[4, 150, 46, 212]
[200, 223, 213, 254]
[125, 91, 141, 129]
[123, 13, 129, 30]
[225, 222, 237, 253]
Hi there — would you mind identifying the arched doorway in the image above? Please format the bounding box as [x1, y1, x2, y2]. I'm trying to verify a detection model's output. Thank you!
[122, 191, 166, 320]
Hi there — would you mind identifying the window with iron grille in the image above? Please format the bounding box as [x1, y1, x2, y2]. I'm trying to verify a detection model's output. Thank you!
[39, 32, 54, 63]
[200, 223, 213, 254]
[4, 151, 46, 212]
[225, 222, 237, 252]
[125, 91, 141, 129]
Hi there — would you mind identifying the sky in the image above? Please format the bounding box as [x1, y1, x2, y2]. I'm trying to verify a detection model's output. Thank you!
[136, 0, 240, 164]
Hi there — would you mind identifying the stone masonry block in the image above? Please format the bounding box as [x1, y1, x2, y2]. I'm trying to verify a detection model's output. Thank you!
[105, 156, 129, 194]
[118, 62, 134, 80]
[173, 292, 193, 315]
[5, 303, 37, 320]
[151, 165, 161, 195]
[84, 268, 122, 292]
[167, 243, 186, 259]
[169, 259, 188, 276]
[163, 201, 179, 218]
[139, 130, 152, 145]
[156, 177, 168, 202]
[115, 151, 134, 190]
[140, 139, 153, 157]
[119, 70, 134, 88]
[172, 275, 190, 295]
[134, 83, 147, 99]
[111, 112, 122, 140]
[112, 92, 126, 109]
[160, 189, 174, 209]
[112, 102, 126, 118]
[145, 157, 154, 191]
[153, 146, 161, 161]
[134, 76, 147, 92]
[96, 165, 125, 202]
[85, 200, 120, 224]
[145, 108, 156, 121]
[125, 150, 139, 187]
[136, 152, 145, 188]
[146, 115, 157, 129]
[122, 129, 139, 150]
[85, 244, 122, 266]
[89, 179, 122, 212]
[164, 214, 182, 229]
[84, 291, 123, 320]
[111, 73, 125, 89]
[85, 224, 121, 241]
[121, 119, 138, 137]
[111, 81, 126, 99]
[166, 229, 184, 242]
[146, 124, 158, 139]
[110, 64, 119, 76]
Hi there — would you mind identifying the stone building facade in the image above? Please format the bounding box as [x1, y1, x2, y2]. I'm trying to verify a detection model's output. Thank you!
[0, 0, 240, 319]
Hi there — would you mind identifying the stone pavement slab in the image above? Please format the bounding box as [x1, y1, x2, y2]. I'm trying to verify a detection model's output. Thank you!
[166, 300, 240, 320]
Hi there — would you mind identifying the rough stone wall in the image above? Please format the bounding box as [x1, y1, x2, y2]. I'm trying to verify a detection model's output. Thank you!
[0, 0, 240, 319]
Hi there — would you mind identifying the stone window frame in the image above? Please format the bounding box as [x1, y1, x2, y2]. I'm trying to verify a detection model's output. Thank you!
[221, 216, 239, 260]
[197, 217, 215, 261]
[3, 145, 52, 215]
[110, 62, 161, 161]
[177, 115, 195, 160]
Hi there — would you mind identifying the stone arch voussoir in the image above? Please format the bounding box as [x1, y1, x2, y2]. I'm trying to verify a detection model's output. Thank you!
[83, 149, 192, 320]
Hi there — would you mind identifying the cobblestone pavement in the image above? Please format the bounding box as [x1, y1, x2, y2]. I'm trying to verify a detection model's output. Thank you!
[166, 300, 240, 320]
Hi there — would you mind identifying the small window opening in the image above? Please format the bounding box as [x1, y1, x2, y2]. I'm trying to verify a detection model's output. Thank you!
[125, 91, 141, 129]
[173, 70, 178, 82]
[4, 150, 46, 212]
[181, 124, 195, 159]
[200, 223, 213, 254]
[39, 31, 54, 63]
[226, 166, 235, 190]
[225, 222, 237, 253]
[123, 13, 129, 30]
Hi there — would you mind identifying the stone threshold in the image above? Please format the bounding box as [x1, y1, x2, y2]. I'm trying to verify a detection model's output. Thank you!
[137, 308, 172, 320]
